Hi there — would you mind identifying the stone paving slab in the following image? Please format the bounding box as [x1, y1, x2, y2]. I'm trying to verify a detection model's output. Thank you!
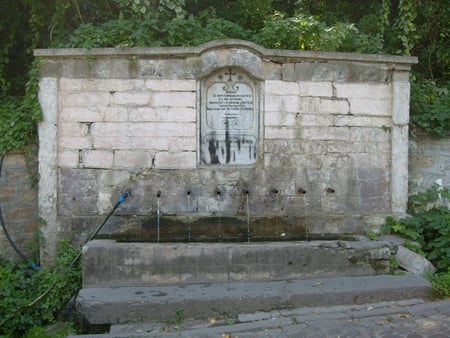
[69, 298, 450, 337]
[76, 274, 431, 326]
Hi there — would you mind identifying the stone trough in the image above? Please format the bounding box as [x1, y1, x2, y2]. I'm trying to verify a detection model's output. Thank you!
[82, 238, 395, 288]
[76, 238, 434, 327]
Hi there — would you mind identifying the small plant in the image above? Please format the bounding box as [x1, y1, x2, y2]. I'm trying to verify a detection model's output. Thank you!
[175, 307, 184, 326]
[389, 255, 400, 272]
[381, 184, 450, 272]
[429, 272, 450, 300]
[402, 241, 424, 256]
[365, 230, 379, 241]
[0, 240, 81, 337]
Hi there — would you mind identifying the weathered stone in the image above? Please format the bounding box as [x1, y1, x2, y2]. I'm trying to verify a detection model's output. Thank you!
[114, 150, 153, 168]
[33, 40, 420, 263]
[396, 245, 436, 276]
[111, 91, 152, 106]
[82, 240, 395, 287]
[82, 150, 113, 169]
[409, 156, 434, 169]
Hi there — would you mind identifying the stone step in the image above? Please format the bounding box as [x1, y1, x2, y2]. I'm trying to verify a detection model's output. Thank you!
[75, 274, 431, 327]
[82, 239, 396, 288]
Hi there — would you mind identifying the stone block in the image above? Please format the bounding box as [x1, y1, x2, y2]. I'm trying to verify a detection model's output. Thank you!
[349, 127, 390, 142]
[60, 107, 104, 122]
[2, 154, 27, 166]
[392, 80, 410, 125]
[91, 122, 196, 137]
[127, 107, 157, 121]
[356, 168, 387, 182]
[265, 81, 300, 95]
[334, 63, 389, 83]
[111, 91, 152, 106]
[291, 154, 323, 168]
[59, 136, 92, 149]
[297, 114, 334, 127]
[301, 127, 349, 141]
[152, 92, 195, 107]
[82, 79, 144, 92]
[39, 59, 61, 78]
[145, 79, 196, 91]
[299, 97, 350, 115]
[264, 126, 298, 140]
[333, 116, 391, 128]
[5, 207, 37, 222]
[349, 98, 390, 116]
[4, 167, 28, 182]
[156, 107, 196, 122]
[291, 63, 335, 82]
[264, 111, 297, 127]
[104, 107, 132, 122]
[299, 81, 333, 97]
[350, 153, 390, 168]
[62, 92, 111, 107]
[154, 151, 196, 169]
[59, 122, 89, 136]
[0, 185, 15, 203]
[325, 141, 366, 153]
[60, 59, 90, 78]
[58, 150, 79, 167]
[82, 150, 113, 169]
[409, 156, 435, 169]
[334, 83, 389, 100]
[59, 78, 83, 91]
[265, 95, 300, 113]
[17, 188, 38, 204]
[114, 150, 153, 168]
[167, 136, 196, 152]
[91, 59, 131, 79]
[396, 245, 436, 276]
[93, 136, 169, 151]
[58, 168, 99, 216]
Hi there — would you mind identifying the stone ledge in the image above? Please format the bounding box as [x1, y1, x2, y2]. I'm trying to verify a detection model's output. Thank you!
[34, 39, 418, 66]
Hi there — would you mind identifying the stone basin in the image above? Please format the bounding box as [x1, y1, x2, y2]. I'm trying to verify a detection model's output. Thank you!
[82, 238, 396, 288]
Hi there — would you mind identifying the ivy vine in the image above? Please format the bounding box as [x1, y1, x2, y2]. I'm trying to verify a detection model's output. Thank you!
[0, 59, 42, 154]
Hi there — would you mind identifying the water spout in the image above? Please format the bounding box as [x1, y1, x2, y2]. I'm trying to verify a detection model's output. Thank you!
[187, 190, 192, 241]
[301, 189, 309, 241]
[216, 190, 221, 240]
[272, 188, 281, 239]
[245, 190, 250, 243]
[156, 191, 161, 243]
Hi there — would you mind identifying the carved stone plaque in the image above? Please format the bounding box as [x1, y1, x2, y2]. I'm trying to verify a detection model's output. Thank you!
[200, 67, 259, 165]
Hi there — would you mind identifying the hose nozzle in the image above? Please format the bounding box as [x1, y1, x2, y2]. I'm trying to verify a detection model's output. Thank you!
[118, 191, 130, 203]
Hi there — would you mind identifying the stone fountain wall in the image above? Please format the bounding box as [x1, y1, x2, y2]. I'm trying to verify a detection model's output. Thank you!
[35, 40, 417, 260]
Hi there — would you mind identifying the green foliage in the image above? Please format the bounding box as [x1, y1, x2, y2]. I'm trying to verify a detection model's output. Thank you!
[430, 272, 450, 300]
[410, 79, 450, 137]
[407, 183, 450, 214]
[0, 240, 81, 337]
[0, 60, 42, 154]
[395, 0, 417, 55]
[175, 307, 184, 325]
[61, 14, 251, 49]
[112, 0, 186, 20]
[255, 13, 361, 52]
[224, 0, 274, 30]
[365, 230, 379, 241]
[389, 255, 400, 272]
[413, 1, 449, 83]
[381, 184, 450, 272]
